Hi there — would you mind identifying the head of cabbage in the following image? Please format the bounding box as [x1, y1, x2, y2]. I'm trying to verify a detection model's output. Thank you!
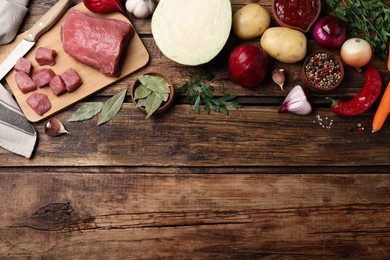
[151, 0, 232, 66]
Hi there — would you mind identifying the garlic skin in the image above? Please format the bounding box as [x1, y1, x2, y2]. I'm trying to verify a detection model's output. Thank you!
[278, 85, 312, 116]
[126, 0, 158, 19]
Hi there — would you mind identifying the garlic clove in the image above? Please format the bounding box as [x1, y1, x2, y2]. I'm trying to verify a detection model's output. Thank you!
[278, 85, 312, 116]
[128, 0, 156, 19]
[126, 0, 143, 13]
[272, 68, 285, 90]
[44, 118, 69, 136]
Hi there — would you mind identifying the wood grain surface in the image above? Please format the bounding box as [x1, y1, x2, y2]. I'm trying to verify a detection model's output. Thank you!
[0, 0, 389, 259]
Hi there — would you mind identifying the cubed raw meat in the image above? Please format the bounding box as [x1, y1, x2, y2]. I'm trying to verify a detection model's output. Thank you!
[14, 57, 32, 74]
[61, 68, 82, 92]
[26, 93, 51, 116]
[32, 68, 56, 88]
[35, 46, 57, 66]
[15, 71, 36, 94]
[49, 75, 66, 96]
[61, 10, 134, 77]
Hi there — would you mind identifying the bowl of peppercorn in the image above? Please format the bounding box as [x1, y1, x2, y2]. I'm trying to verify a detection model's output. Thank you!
[301, 51, 344, 94]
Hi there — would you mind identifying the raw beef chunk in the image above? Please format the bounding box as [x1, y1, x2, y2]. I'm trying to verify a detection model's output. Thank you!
[61, 10, 134, 77]
[14, 57, 32, 74]
[35, 46, 57, 66]
[26, 93, 51, 116]
[15, 71, 36, 94]
[61, 68, 82, 92]
[49, 75, 66, 96]
[32, 68, 56, 88]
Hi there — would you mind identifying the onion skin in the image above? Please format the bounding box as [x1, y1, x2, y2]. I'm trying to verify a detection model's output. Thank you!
[313, 16, 347, 49]
[228, 44, 267, 88]
[83, 0, 125, 14]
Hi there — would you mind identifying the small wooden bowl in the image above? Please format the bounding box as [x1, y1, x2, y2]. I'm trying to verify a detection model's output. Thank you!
[271, 0, 321, 33]
[301, 51, 344, 94]
[130, 72, 174, 115]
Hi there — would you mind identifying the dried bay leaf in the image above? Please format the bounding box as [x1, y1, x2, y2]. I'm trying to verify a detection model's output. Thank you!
[138, 75, 170, 94]
[145, 93, 163, 119]
[134, 84, 152, 100]
[155, 92, 169, 102]
[97, 89, 127, 125]
[136, 98, 148, 108]
[67, 102, 104, 122]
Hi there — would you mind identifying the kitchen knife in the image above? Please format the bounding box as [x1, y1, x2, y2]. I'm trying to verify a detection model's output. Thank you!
[0, 0, 71, 81]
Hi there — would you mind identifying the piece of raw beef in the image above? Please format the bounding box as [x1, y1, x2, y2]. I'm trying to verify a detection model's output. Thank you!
[15, 71, 36, 94]
[61, 10, 134, 77]
[14, 57, 32, 74]
[32, 68, 56, 88]
[35, 47, 57, 66]
[61, 68, 82, 92]
[26, 93, 51, 116]
[49, 75, 66, 96]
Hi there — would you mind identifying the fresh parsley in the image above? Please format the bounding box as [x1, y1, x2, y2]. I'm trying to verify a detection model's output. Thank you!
[324, 0, 389, 61]
[177, 70, 242, 115]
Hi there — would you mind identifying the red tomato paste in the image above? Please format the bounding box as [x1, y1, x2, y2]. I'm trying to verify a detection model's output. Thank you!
[275, 0, 319, 30]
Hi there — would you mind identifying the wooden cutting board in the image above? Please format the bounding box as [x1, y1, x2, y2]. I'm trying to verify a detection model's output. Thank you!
[0, 3, 149, 122]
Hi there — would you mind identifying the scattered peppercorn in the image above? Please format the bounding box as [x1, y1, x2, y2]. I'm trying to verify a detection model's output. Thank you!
[313, 114, 334, 129]
[305, 53, 342, 89]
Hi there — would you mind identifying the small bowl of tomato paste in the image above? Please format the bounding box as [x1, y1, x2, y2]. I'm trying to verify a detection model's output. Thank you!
[272, 0, 321, 33]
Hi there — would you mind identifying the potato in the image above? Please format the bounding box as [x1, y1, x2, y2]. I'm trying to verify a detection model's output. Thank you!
[260, 27, 307, 63]
[233, 3, 270, 40]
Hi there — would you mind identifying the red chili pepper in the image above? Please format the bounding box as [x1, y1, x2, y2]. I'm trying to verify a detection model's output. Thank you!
[327, 61, 382, 116]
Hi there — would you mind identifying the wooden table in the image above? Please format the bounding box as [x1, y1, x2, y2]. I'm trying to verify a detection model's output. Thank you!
[1, 0, 389, 258]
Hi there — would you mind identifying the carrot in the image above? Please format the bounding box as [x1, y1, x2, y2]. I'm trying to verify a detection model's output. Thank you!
[372, 81, 390, 132]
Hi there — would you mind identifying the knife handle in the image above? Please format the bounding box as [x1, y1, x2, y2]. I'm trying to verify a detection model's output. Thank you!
[24, 0, 72, 42]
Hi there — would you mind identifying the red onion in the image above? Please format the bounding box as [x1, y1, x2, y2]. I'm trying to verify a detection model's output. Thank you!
[278, 85, 312, 116]
[228, 44, 267, 88]
[313, 15, 347, 49]
[83, 0, 125, 14]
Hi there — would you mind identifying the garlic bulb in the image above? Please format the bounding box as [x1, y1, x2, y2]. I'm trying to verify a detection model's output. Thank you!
[126, 0, 158, 19]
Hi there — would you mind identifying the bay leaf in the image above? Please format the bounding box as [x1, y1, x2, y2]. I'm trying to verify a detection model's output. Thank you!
[145, 93, 163, 119]
[138, 75, 170, 94]
[155, 92, 169, 102]
[97, 89, 127, 125]
[136, 98, 148, 108]
[67, 102, 104, 122]
[134, 84, 152, 100]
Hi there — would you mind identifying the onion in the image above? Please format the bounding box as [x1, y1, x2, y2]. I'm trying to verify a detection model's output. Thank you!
[228, 44, 267, 88]
[341, 38, 372, 70]
[83, 0, 125, 14]
[278, 85, 312, 116]
[313, 15, 347, 49]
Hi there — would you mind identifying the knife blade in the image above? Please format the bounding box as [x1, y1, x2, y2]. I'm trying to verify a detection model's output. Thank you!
[0, 0, 71, 81]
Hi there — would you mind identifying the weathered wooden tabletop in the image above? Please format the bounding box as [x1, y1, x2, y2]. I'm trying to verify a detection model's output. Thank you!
[1, 0, 389, 258]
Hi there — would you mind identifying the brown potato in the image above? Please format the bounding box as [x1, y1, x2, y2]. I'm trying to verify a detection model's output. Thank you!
[260, 27, 307, 63]
[233, 3, 270, 40]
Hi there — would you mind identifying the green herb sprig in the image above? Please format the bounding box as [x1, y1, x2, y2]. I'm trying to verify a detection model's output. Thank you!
[177, 70, 242, 115]
[324, 0, 389, 61]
